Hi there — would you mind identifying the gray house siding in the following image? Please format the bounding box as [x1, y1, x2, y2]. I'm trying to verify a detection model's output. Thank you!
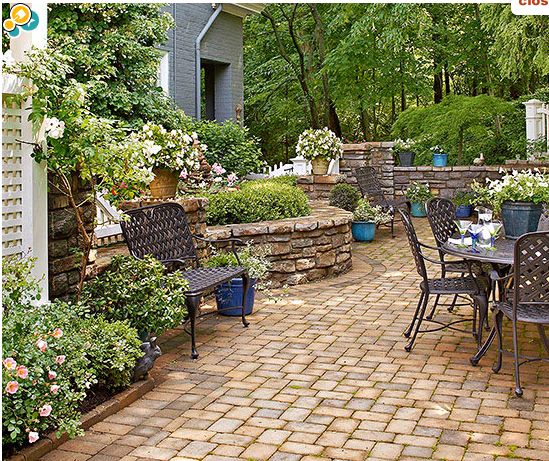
[161, 3, 244, 122]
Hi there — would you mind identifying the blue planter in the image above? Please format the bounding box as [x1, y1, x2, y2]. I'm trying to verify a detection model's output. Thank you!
[501, 201, 542, 239]
[215, 278, 256, 316]
[352, 221, 376, 242]
[410, 202, 427, 217]
[455, 204, 473, 218]
[433, 153, 448, 167]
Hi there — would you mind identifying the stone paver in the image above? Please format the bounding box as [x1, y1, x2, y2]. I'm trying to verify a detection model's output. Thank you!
[41, 219, 549, 460]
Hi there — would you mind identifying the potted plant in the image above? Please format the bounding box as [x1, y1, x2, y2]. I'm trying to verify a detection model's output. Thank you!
[135, 123, 202, 198]
[329, 183, 361, 212]
[393, 139, 416, 167]
[205, 245, 271, 316]
[430, 145, 448, 167]
[406, 182, 434, 217]
[452, 190, 476, 218]
[296, 127, 343, 175]
[471, 169, 549, 238]
[351, 199, 392, 242]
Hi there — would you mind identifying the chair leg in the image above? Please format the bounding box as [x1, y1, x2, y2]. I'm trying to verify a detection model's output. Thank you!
[492, 310, 504, 373]
[186, 295, 201, 360]
[404, 291, 424, 338]
[426, 294, 440, 320]
[473, 292, 488, 348]
[447, 294, 459, 313]
[512, 319, 523, 397]
[391, 215, 395, 238]
[241, 274, 250, 328]
[405, 292, 429, 352]
[537, 324, 549, 355]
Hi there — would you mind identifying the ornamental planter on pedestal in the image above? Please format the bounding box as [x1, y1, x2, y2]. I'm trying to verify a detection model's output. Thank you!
[215, 278, 256, 316]
[311, 158, 330, 175]
[398, 151, 415, 167]
[149, 168, 179, 198]
[501, 201, 543, 239]
[410, 202, 427, 217]
[351, 221, 376, 242]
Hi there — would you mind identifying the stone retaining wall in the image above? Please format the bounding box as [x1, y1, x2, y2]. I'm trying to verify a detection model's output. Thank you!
[297, 175, 346, 200]
[207, 202, 353, 288]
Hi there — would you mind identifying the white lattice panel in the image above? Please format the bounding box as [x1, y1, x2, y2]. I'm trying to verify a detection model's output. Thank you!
[2, 97, 25, 257]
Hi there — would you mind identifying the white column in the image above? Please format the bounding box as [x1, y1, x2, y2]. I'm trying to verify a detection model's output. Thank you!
[290, 156, 311, 175]
[523, 99, 543, 142]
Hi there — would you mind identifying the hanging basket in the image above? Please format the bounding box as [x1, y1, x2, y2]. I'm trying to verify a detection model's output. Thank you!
[149, 168, 179, 199]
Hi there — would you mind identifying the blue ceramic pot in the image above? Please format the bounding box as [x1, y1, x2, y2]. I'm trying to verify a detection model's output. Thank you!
[501, 201, 542, 239]
[410, 202, 427, 217]
[215, 278, 256, 316]
[352, 221, 376, 242]
[455, 204, 473, 218]
[433, 153, 448, 167]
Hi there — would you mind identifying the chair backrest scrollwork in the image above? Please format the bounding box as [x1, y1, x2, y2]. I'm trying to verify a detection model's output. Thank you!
[398, 208, 428, 281]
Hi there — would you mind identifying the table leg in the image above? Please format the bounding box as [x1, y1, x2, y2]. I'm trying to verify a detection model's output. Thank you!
[470, 324, 496, 366]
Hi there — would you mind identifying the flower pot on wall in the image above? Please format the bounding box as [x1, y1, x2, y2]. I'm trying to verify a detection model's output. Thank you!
[215, 278, 256, 316]
[398, 151, 415, 167]
[311, 158, 330, 175]
[501, 201, 543, 239]
[351, 221, 376, 242]
[150, 168, 179, 198]
[433, 153, 448, 167]
[410, 202, 427, 217]
[455, 205, 473, 218]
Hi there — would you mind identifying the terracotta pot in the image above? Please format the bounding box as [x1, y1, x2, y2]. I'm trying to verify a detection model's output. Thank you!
[149, 168, 179, 199]
[311, 158, 330, 175]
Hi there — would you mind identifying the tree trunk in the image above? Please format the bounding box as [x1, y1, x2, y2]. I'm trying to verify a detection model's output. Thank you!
[444, 63, 451, 95]
[434, 69, 443, 103]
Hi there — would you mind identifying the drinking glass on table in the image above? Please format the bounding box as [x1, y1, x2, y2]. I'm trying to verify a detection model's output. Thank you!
[468, 224, 484, 253]
[486, 221, 503, 251]
[454, 220, 472, 247]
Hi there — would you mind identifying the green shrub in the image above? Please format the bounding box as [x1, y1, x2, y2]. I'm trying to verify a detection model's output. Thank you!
[194, 120, 265, 177]
[81, 255, 189, 338]
[329, 183, 361, 212]
[2, 257, 42, 312]
[205, 244, 271, 280]
[243, 175, 298, 188]
[206, 182, 310, 225]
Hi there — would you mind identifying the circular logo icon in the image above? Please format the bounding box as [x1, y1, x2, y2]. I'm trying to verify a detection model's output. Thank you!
[20, 10, 39, 31]
[10, 4, 32, 26]
[3, 18, 16, 32]
[8, 26, 21, 38]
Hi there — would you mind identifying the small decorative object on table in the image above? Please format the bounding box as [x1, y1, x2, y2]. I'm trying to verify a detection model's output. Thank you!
[296, 127, 343, 175]
[468, 223, 484, 253]
[431, 145, 448, 167]
[452, 190, 476, 218]
[406, 182, 434, 217]
[393, 138, 416, 167]
[351, 199, 392, 242]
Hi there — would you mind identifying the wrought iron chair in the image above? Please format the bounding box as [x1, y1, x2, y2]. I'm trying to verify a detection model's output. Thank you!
[354, 166, 410, 237]
[120, 202, 250, 360]
[481, 231, 549, 397]
[397, 208, 488, 352]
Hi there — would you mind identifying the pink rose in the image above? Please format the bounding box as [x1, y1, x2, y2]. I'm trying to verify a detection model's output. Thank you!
[36, 339, 47, 352]
[5, 381, 19, 394]
[28, 432, 39, 443]
[50, 385, 60, 394]
[3, 357, 16, 370]
[55, 355, 65, 365]
[39, 404, 52, 417]
[48, 371, 57, 380]
[16, 365, 28, 379]
[52, 328, 63, 339]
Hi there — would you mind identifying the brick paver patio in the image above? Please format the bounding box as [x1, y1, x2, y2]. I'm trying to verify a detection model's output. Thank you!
[42, 219, 549, 461]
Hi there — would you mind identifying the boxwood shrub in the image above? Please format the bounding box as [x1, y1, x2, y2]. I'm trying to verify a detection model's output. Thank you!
[329, 183, 361, 212]
[207, 181, 310, 225]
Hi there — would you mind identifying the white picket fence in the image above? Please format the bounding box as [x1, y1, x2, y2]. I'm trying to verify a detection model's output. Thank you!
[250, 156, 340, 179]
[95, 193, 123, 241]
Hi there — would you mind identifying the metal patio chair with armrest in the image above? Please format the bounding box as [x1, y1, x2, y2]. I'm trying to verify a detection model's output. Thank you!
[397, 208, 488, 352]
[481, 231, 549, 397]
[120, 202, 250, 360]
[354, 166, 410, 237]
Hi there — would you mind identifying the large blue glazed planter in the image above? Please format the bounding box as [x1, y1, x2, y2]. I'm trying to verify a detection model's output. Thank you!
[501, 201, 542, 239]
[215, 278, 256, 316]
[410, 202, 427, 218]
[352, 221, 376, 242]
[455, 204, 473, 218]
[433, 153, 448, 167]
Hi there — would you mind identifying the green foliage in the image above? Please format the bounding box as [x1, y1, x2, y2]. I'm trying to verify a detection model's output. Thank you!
[406, 182, 434, 204]
[353, 199, 392, 224]
[205, 244, 271, 280]
[194, 120, 265, 177]
[81, 255, 189, 337]
[243, 175, 298, 188]
[2, 257, 42, 312]
[452, 190, 477, 207]
[206, 182, 311, 225]
[329, 183, 361, 212]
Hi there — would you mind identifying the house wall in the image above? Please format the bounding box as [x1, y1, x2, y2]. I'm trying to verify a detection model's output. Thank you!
[161, 3, 244, 121]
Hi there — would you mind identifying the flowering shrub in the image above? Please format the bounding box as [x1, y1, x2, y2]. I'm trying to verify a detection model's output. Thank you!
[406, 182, 434, 203]
[393, 138, 416, 153]
[471, 169, 549, 211]
[133, 123, 202, 172]
[296, 128, 343, 161]
[353, 199, 392, 224]
[430, 145, 446, 155]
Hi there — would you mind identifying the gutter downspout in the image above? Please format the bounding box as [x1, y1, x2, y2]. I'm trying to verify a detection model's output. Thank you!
[195, 3, 223, 120]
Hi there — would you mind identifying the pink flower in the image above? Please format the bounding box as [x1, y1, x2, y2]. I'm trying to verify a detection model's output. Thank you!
[5, 381, 19, 394]
[52, 328, 63, 339]
[227, 173, 238, 187]
[36, 339, 47, 352]
[211, 162, 226, 175]
[55, 355, 66, 365]
[50, 385, 60, 394]
[3, 357, 16, 370]
[179, 170, 188, 180]
[48, 371, 57, 380]
[28, 432, 39, 443]
[39, 404, 52, 417]
[16, 365, 28, 379]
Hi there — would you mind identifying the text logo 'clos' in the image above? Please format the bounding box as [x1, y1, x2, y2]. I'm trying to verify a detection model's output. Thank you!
[3, 3, 39, 37]
[512, 0, 549, 14]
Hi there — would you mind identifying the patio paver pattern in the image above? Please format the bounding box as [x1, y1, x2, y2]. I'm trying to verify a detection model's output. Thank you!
[41, 220, 549, 461]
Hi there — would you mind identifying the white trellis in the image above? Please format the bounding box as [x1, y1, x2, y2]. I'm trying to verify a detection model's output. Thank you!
[524, 99, 549, 155]
[95, 193, 123, 242]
